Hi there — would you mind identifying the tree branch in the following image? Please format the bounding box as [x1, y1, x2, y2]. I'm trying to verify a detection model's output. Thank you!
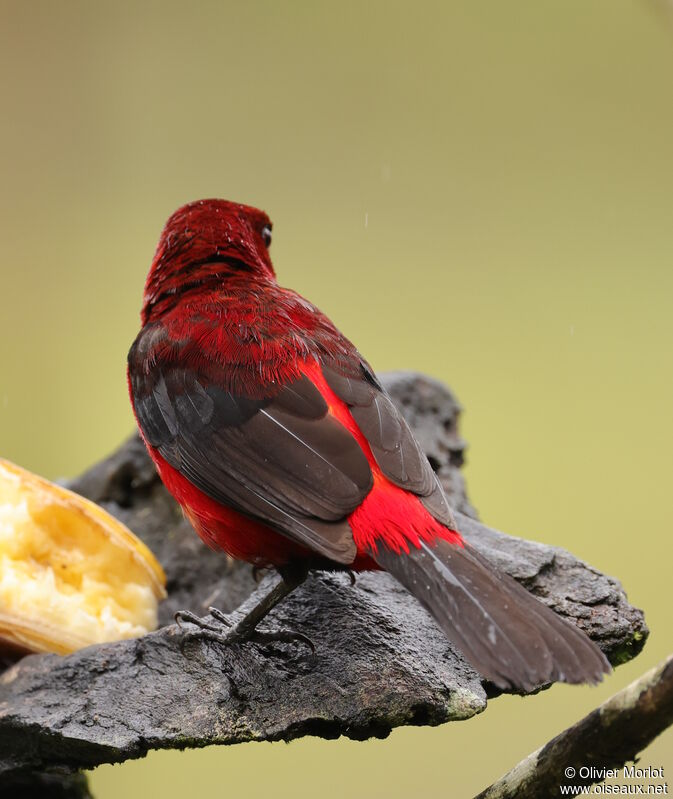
[475, 654, 673, 798]
[0, 373, 647, 788]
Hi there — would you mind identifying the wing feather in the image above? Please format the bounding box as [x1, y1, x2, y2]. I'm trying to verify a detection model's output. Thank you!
[128, 326, 373, 564]
[323, 362, 436, 498]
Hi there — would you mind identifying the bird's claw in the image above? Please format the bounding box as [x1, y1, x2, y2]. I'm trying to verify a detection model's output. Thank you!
[174, 609, 222, 634]
[206, 605, 233, 627]
[174, 606, 315, 654]
[249, 628, 315, 654]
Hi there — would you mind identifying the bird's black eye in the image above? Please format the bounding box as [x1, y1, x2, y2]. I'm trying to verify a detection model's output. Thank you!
[261, 225, 272, 248]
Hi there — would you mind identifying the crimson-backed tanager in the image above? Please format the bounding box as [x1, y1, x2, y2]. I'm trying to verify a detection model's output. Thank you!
[128, 199, 610, 691]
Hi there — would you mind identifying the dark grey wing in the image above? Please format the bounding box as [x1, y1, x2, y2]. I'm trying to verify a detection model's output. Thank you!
[128, 326, 373, 564]
[322, 360, 455, 528]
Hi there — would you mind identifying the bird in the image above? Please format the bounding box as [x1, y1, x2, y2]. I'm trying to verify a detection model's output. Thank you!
[127, 198, 611, 692]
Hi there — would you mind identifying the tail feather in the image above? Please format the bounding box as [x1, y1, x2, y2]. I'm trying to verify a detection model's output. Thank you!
[375, 538, 611, 691]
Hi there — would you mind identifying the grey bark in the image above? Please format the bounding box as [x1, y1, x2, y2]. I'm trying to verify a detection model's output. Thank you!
[0, 372, 647, 790]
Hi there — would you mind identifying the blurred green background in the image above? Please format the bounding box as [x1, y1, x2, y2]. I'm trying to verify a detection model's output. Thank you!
[1, 1, 672, 796]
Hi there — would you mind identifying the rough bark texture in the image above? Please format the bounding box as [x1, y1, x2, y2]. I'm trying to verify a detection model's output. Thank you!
[0, 372, 647, 789]
[475, 654, 673, 798]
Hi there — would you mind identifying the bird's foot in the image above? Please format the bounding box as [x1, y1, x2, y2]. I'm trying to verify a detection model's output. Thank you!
[251, 565, 270, 584]
[174, 607, 315, 653]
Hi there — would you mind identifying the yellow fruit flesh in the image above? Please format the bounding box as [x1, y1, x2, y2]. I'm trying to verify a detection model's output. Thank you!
[0, 459, 166, 655]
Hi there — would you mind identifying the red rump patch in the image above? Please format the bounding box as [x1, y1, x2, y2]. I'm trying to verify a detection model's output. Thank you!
[301, 361, 463, 557]
[349, 473, 463, 555]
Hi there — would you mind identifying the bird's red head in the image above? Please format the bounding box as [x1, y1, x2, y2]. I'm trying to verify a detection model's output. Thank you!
[141, 199, 275, 324]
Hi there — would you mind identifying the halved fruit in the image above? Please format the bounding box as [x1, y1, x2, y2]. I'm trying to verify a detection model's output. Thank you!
[0, 458, 166, 656]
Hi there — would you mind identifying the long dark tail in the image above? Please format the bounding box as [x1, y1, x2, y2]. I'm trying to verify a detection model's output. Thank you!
[375, 537, 611, 691]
